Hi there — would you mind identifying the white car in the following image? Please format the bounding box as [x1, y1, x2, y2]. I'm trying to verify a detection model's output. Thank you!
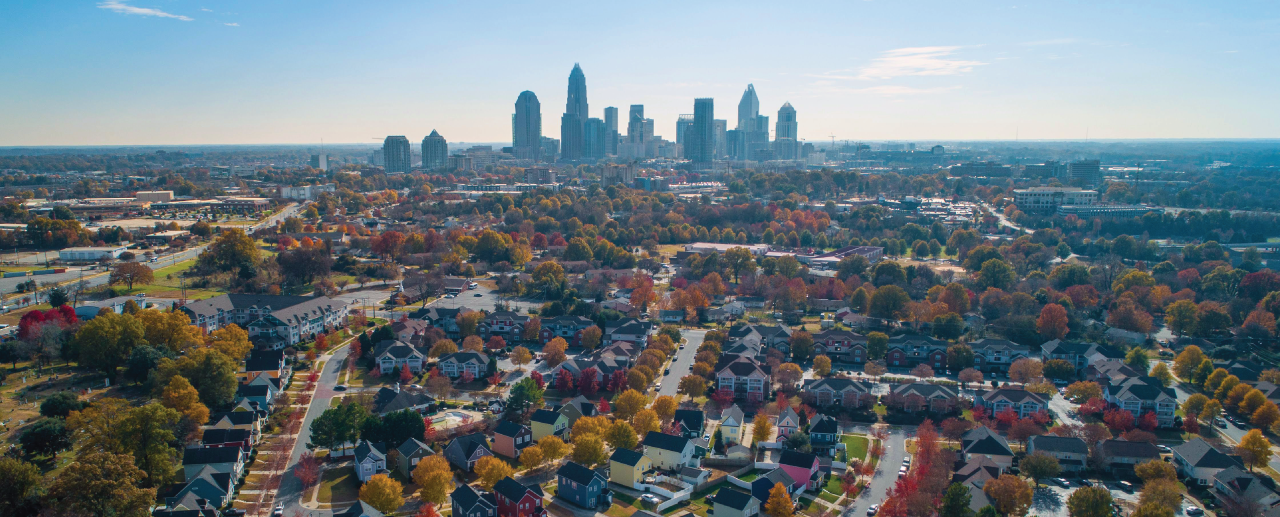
[868, 505, 880, 516]
[1185, 507, 1203, 516]
[640, 494, 661, 505]
[444, 294, 456, 299]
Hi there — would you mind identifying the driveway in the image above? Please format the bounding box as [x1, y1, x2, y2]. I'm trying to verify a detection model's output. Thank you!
[844, 428, 908, 517]
[658, 329, 705, 398]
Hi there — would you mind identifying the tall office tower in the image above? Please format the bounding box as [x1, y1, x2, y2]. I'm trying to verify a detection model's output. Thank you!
[370, 149, 384, 166]
[584, 118, 606, 159]
[676, 114, 694, 146]
[603, 106, 619, 155]
[737, 84, 760, 130]
[774, 102, 798, 160]
[688, 98, 715, 164]
[560, 64, 589, 161]
[309, 154, 328, 171]
[540, 137, 560, 161]
[382, 136, 411, 173]
[1068, 160, 1103, 187]
[643, 119, 654, 141]
[421, 130, 448, 170]
[627, 105, 645, 143]
[713, 119, 727, 159]
[513, 91, 543, 161]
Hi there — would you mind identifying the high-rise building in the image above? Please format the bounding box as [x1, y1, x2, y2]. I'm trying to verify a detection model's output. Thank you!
[382, 136, 411, 173]
[628, 105, 645, 144]
[560, 64, 589, 161]
[733, 84, 771, 160]
[513, 91, 542, 161]
[713, 119, 727, 159]
[603, 107, 619, 156]
[737, 85, 760, 131]
[584, 117, 606, 159]
[689, 98, 715, 164]
[370, 149, 384, 167]
[676, 114, 694, 146]
[421, 130, 448, 170]
[1068, 160, 1103, 187]
[309, 154, 328, 171]
[774, 102, 798, 160]
[540, 137, 559, 161]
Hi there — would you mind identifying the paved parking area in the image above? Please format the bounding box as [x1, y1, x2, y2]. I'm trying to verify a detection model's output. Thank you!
[1031, 480, 1190, 517]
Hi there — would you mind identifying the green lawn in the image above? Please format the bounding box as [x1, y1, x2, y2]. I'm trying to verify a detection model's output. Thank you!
[317, 467, 360, 503]
[842, 435, 869, 462]
[873, 404, 887, 415]
[737, 469, 763, 482]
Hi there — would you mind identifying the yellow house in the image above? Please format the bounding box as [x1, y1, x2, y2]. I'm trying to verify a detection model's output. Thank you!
[641, 431, 696, 470]
[720, 405, 745, 445]
[609, 447, 652, 489]
[531, 409, 569, 441]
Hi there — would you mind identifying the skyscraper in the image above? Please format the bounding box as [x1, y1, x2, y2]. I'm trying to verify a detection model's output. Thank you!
[734, 84, 771, 160]
[309, 154, 327, 171]
[422, 130, 448, 170]
[737, 85, 760, 131]
[584, 117, 606, 159]
[560, 64, 588, 161]
[603, 107, 619, 156]
[382, 136, 411, 173]
[689, 98, 715, 164]
[676, 114, 694, 146]
[513, 91, 542, 161]
[1068, 160, 1103, 187]
[628, 105, 645, 144]
[713, 119, 727, 159]
[774, 102, 798, 160]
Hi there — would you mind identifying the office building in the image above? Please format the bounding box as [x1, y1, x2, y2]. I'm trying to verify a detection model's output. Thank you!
[713, 120, 727, 159]
[628, 105, 645, 144]
[561, 113, 584, 161]
[676, 115, 694, 146]
[513, 91, 543, 161]
[422, 130, 448, 170]
[370, 149, 384, 167]
[526, 167, 556, 184]
[383, 136, 411, 173]
[688, 98, 715, 164]
[734, 84, 772, 160]
[1024, 161, 1067, 179]
[774, 102, 798, 160]
[279, 184, 337, 201]
[560, 64, 588, 161]
[309, 154, 328, 171]
[601, 164, 637, 186]
[1013, 187, 1098, 212]
[603, 106, 619, 156]
[1056, 205, 1162, 218]
[540, 137, 559, 161]
[1068, 160, 1103, 187]
[950, 162, 1012, 177]
[737, 85, 759, 131]
[584, 118, 606, 159]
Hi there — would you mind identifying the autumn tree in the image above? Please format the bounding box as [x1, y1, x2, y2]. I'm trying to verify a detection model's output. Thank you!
[206, 323, 253, 360]
[1020, 452, 1060, 486]
[765, 482, 794, 517]
[614, 389, 648, 420]
[1036, 303, 1069, 341]
[543, 337, 568, 367]
[48, 452, 155, 517]
[475, 456, 515, 491]
[572, 433, 608, 466]
[752, 416, 774, 445]
[581, 326, 602, 352]
[1067, 486, 1113, 517]
[1009, 358, 1043, 384]
[1238, 429, 1273, 471]
[135, 309, 200, 353]
[983, 474, 1032, 517]
[109, 262, 155, 290]
[360, 474, 405, 515]
[538, 435, 568, 461]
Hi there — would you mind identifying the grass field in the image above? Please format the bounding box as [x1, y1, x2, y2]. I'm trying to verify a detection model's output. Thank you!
[116, 259, 225, 299]
[318, 467, 361, 503]
[842, 435, 869, 461]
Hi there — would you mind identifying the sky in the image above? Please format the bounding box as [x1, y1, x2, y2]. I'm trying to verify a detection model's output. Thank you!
[1, 0, 1278, 146]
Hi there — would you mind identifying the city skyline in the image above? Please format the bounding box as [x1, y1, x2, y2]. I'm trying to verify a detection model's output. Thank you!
[1, 0, 1278, 145]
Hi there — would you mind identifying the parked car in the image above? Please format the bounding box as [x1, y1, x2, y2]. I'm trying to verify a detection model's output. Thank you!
[1186, 507, 1203, 516]
[1158, 445, 1171, 453]
[1054, 478, 1070, 488]
[1118, 481, 1134, 493]
[640, 494, 661, 505]
[334, 385, 347, 391]
[1215, 418, 1228, 428]
[868, 505, 880, 516]
[1079, 479, 1093, 487]
[272, 504, 283, 517]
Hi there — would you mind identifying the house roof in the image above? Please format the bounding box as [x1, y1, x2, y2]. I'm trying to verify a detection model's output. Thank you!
[1173, 438, 1242, 469]
[892, 382, 959, 399]
[1106, 377, 1176, 403]
[975, 388, 1048, 406]
[450, 433, 491, 457]
[953, 456, 1001, 487]
[779, 450, 819, 469]
[643, 431, 691, 453]
[967, 338, 1030, 353]
[753, 468, 795, 495]
[440, 351, 489, 365]
[183, 447, 242, 466]
[721, 405, 745, 426]
[557, 461, 604, 486]
[1029, 435, 1088, 455]
[1097, 439, 1161, 459]
[494, 420, 529, 438]
[201, 428, 251, 445]
[803, 377, 874, 394]
[373, 388, 433, 414]
[531, 409, 564, 425]
[673, 410, 704, 432]
[378, 342, 424, 360]
[354, 441, 387, 464]
[397, 438, 433, 458]
[809, 414, 839, 435]
[450, 484, 495, 514]
[611, 447, 647, 467]
[493, 476, 540, 502]
[1213, 466, 1277, 501]
[714, 488, 756, 511]
[961, 427, 1012, 457]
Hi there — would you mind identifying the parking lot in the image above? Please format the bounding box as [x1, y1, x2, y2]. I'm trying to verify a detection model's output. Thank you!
[1029, 479, 1195, 517]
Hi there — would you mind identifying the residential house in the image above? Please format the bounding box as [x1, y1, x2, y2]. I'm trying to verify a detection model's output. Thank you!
[395, 439, 435, 477]
[777, 450, 822, 492]
[811, 329, 868, 363]
[492, 420, 534, 459]
[177, 294, 349, 349]
[354, 440, 390, 482]
[1173, 438, 1244, 486]
[886, 383, 960, 413]
[479, 311, 530, 342]
[1026, 436, 1088, 472]
[1041, 340, 1124, 371]
[201, 428, 253, 449]
[776, 407, 800, 439]
[1253, 382, 1280, 405]
[727, 324, 792, 355]
[750, 469, 797, 503]
[642, 431, 696, 470]
[540, 316, 593, 346]
[165, 465, 235, 509]
[372, 387, 434, 416]
[414, 307, 466, 337]
[1222, 361, 1266, 383]
[557, 395, 599, 426]
[952, 456, 1001, 488]
[1104, 377, 1178, 427]
[451, 484, 498, 517]
[390, 319, 432, 343]
[659, 310, 685, 323]
[1085, 359, 1142, 386]
[548, 357, 629, 386]
[722, 301, 747, 318]
[182, 447, 246, 483]
[1105, 327, 1146, 346]
[967, 339, 1031, 374]
[973, 388, 1049, 418]
[713, 488, 761, 517]
[703, 307, 730, 323]
[444, 433, 493, 471]
[493, 477, 547, 517]
[556, 461, 610, 509]
[715, 356, 770, 403]
[234, 384, 275, 414]
[808, 414, 840, 455]
[240, 349, 286, 383]
[596, 341, 641, 366]
[439, 352, 488, 379]
[153, 492, 220, 517]
[603, 318, 653, 346]
[206, 411, 263, 441]
[720, 405, 745, 444]
[885, 334, 949, 369]
[673, 409, 705, 439]
[960, 427, 1014, 470]
[531, 409, 570, 440]
[1097, 439, 1162, 473]
[1212, 466, 1280, 516]
[376, 341, 426, 374]
[608, 447, 652, 489]
[801, 378, 876, 407]
[599, 299, 634, 314]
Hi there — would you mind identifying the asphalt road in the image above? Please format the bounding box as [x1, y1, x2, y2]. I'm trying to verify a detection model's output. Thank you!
[276, 339, 356, 516]
[844, 428, 908, 517]
[658, 329, 705, 398]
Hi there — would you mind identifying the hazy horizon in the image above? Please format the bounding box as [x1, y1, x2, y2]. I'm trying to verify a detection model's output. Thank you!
[2, 0, 1278, 146]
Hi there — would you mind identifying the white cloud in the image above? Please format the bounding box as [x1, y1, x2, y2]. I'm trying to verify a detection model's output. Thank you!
[201, 8, 213, 12]
[97, 0, 193, 21]
[225, 22, 239, 26]
[857, 47, 985, 79]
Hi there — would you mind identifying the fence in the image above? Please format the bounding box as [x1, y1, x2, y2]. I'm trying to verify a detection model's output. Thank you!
[701, 456, 752, 468]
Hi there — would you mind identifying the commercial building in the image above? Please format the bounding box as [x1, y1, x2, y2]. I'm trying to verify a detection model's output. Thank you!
[950, 162, 1012, 177]
[422, 130, 448, 170]
[309, 154, 328, 171]
[685, 242, 770, 255]
[513, 91, 543, 161]
[383, 136, 412, 173]
[135, 191, 174, 203]
[1013, 187, 1098, 212]
[603, 106, 619, 156]
[1056, 205, 1163, 218]
[279, 184, 337, 201]
[601, 164, 636, 186]
[774, 102, 798, 160]
[525, 168, 557, 185]
[560, 64, 588, 161]
[59, 246, 128, 262]
[689, 98, 715, 164]
[1068, 160, 1103, 187]
[584, 118, 606, 159]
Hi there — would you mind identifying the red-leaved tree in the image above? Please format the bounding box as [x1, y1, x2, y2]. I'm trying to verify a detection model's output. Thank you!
[1079, 397, 1108, 416]
[400, 364, 413, 383]
[598, 397, 610, 414]
[995, 407, 1020, 427]
[579, 368, 600, 398]
[294, 451, 320, 488]
[1184, 413, 1200, 434]
[1104, 408, 1136, 432]
[530, 370, 545, 389]
[555, 369, 575, 392]
[1137, 411, 1159, 431]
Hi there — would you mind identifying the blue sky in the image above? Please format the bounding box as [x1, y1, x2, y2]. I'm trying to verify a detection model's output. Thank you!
[1, 0, 1277, 145]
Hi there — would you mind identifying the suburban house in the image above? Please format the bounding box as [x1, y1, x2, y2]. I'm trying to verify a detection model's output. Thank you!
[1086, 359, 1142, 386]
[727, 324, 792, 355]
[539, 315, 594, 346]
[808, 414, 840, 455]
[973, 388, 1049, 418]
[206, 411, 264, 441]
[776, 407, 800, 439]
[336, 502, 387, 517]
[673, 409, 705, 439]
[642, 431, 697, 470]
[492, 420, 534, 459]
[354, 440, 390, 482]
[444, 433, 493, 471]
[439, 352, 489, 379]
[713, 488, 761, 517]
[967, 339, 1032, 374]
[885, 383, 960, 413]
[557, 395, 599, 426]
[884, 334, 950, 369]
[201, 428, 253, 450]
[548, 357, 628, 385]
[608, 447, 652, 489]
[233, 384, 275, 413]
[715, 356, 771, 403]
[493, 476, 547, 517]
[153, 491, 221, 517]
[777, 450, 822, 492]
[952, 456, 1002, 488]
[395, 438, 434, 477]
[1212, 466, 1280, 515]
[177, 294, 349, 349]
[182, 447, 246, 483]
[1104, 377, 1179, 428]
[750, 469, 797, 503]
[372, 387, 433, 416]
[414, 307, 466, 337]
[801, 378, 876, 407]
[164, 465, 235, 509]
[390, 319, 432, 343]
[555, 461, 610, 509]
[1222, 361, 1266, 383]
[603, 318, 653, 345]
[240, 349, 287, 383]
[1173, 438, 1244, 486]
[531, 409, 570, 440]
[1097, 439, 1162, 473]
[960, 427, 1014, 469]
[659, 310, 685, 323]
[451, 484, 498, 517]
[1041, 340, 1124, 371]
[720, 405, 745, 444]
[1026, 436, 1088, 472]
[478, 311, 530, 341]
[376, 341, 426, 374]
[810, 329, 868, 363]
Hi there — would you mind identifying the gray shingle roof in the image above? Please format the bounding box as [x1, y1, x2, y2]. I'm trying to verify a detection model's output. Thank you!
[1173, 438, 1242, 469]
[714, 488, 755, 511]
[642, 431, 690, 453]
[1029, 435, 1088, 455]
